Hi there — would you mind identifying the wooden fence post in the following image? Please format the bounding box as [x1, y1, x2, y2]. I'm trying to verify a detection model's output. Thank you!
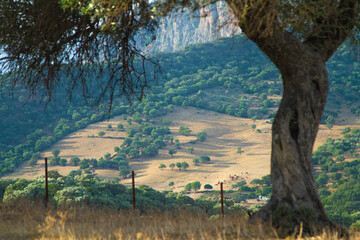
[220, 182, 224, 219]
[132, 171, 136, 213]
[45, 157, 48, 207]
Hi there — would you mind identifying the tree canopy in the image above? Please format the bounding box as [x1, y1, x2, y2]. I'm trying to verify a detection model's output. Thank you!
[0, 0, 159, 107]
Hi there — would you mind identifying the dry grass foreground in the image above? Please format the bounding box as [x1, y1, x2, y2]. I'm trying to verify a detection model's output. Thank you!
[5, 107, 360, 192]
[0, 202, 359, 239]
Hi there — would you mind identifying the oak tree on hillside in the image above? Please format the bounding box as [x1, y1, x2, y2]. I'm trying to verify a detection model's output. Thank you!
[188, 146, 194, 154]
[70, 157, 80, 166]
[196, 131, 207, 142]
[181, 161, 189, 170]
[179, 126, 191, 136]
[176, 162, 182, 170]
[169, 163, 176, 170]
[191, 181, 201, 192]
[52, 149, 60, 157]
[168, 148, 177, 157]
[159, 163, 166, 170]
[184, 183, 192, 192]
[1, 0, 359, 236]
[98, 131, 106, 137]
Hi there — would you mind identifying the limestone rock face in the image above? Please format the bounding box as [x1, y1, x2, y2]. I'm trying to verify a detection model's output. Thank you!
[149, 1, 241, 53]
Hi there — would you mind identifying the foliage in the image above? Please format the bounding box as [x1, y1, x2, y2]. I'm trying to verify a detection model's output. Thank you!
[250, 175, 271, 186]
[98, 131, 106, 137]
[59, 158, 67, 166]
[191, 181, 201, 192]
[188, 146, 194, 154]
[70, 157, 81, 166]
[52, 150, 60, 157]
[237, 147, 244, 154]
[119, 167, 130, 178]
[168, 148, 177, 157]
[184, 181, 202, 192]
[316, 173, 329, 187]
[117, 123, 124, 131]
[196, 131, 207, 142]
[232, 180, 246, 189]
[308, 128, 360, 226]
[199, 155, 210, 163]
[179, 126, 191, 136]
[169, 163, 175, 170]
[159, 163, 166, 170]
[184, 183, 192, 192]
[0, 173, 222, 214]
[181, 161, 189, 171]
[0, 0, 159, 109]
[174, 139, 180, 149]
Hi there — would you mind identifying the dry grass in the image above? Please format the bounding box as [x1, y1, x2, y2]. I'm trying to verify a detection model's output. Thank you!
[6, 107, 359, 194]
[0, 202, 268, 239]
[0, 202, 359, 240]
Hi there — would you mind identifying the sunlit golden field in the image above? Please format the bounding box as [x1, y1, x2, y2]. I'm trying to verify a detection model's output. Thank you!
[0, 201, 359, 240]
[7, 107, 360, 194]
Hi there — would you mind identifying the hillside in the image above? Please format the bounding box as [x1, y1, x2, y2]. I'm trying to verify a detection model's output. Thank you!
[6, 106, 359, 192]
[1, 35, 360, 180]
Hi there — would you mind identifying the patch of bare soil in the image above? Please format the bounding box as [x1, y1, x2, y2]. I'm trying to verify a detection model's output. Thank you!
[5, 107, 360, 193]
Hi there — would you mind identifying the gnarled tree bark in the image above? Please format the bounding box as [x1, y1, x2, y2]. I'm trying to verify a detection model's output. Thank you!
[225, 0, 358, 236]
[249, 32, 334, 236]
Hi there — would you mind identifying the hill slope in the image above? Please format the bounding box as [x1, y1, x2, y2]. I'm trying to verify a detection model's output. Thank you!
[7, 107, 359, 193]
[1, 35, 360, 178]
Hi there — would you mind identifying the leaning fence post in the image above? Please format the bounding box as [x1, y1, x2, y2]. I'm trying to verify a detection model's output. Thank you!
[220, 182, 224, 219]
[45, 157, 48, 207]
[132, 171, 136, 213]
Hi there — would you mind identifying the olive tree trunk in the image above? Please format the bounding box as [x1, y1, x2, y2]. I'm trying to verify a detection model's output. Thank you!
[269, 58, 328, 219]
[245, 32, 345, 236]
[254, 39, 330, 233]
[224, 0, 357, 236]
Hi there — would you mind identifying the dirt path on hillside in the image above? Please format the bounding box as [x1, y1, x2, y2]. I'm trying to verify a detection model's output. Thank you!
[5, 107, 360, 192]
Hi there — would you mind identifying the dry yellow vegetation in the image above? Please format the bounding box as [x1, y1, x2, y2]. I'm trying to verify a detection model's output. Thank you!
[1, 202, 359, 240]
[6, 107, 360, 192]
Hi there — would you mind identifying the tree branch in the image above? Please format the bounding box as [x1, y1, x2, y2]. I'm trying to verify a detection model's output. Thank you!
[225, 0, 307, 72]
[0, 0, 159, 110]
[304, 0, 359, 60]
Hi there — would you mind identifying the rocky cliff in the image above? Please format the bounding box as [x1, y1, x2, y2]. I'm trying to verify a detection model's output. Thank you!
[148, 1, 241, 53]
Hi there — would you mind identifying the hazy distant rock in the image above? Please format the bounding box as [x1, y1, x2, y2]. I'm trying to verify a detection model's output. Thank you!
[147, 1, 241, 53]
